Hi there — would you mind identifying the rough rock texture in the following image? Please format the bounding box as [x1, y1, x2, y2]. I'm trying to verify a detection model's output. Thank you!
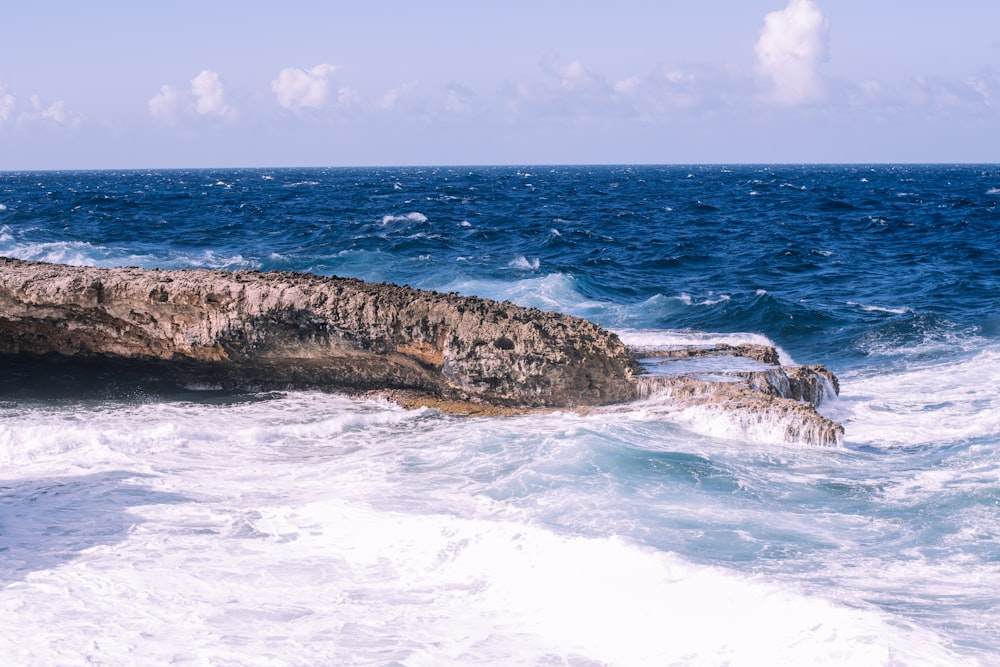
[630, 345, 844, 446]
[0, 258, 639, 408]
[0, 258, 844, 445]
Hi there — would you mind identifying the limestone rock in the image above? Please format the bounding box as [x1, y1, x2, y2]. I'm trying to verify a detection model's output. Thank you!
[0, 258, 845, 446]
[0, 258, 639, 408]
[631, 344, 844, 446]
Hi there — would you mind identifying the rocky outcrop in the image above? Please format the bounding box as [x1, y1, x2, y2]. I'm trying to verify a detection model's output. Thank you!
[630, 344, 843, 446]
[0, 258, 639, 408]
[0, 258, 843, 445]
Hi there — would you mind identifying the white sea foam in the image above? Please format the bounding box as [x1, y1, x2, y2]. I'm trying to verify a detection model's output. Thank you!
[848, 301, 913, 315]
[508, 255, 540, 270]
[382, 211, 428, 224]
[615, 328, 795, 365]
[3, 240, 114, 266]
[635, 401, 840, 447]
[838, 347, 1000, 448]
[0, 203, 7, 211]
[676, 292, 730, 306]
[987, 187, 1000, 195]
[0, 392, 971, 665]
[442, 272, 594, 314]
[0, 235, 257, 271]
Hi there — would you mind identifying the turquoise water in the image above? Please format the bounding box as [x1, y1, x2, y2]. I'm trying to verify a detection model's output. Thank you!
[1, 166, 998, 664]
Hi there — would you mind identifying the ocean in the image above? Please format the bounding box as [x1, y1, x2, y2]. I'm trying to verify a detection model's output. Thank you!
[1, 165, 998, 665]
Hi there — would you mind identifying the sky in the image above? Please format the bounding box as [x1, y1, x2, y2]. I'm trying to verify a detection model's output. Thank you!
[1, 0, 998, 169]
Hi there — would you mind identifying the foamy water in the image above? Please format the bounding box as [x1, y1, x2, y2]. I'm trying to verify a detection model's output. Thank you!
[0, 390, 986, 665]
[2, 165, 999, 664]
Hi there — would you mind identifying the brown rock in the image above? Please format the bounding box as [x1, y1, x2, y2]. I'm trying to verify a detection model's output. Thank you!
[0, 258, 639, 408]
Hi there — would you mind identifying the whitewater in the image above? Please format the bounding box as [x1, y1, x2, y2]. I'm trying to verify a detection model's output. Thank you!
[1, 165, 998, 665]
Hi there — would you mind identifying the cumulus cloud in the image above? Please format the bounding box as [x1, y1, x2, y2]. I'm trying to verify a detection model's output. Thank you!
[615, 63, 751, 119]
[191, 69, 229, 116]
[444, 83, 475, 114]
[378, 81, 418, 110]
[542, 55, 606, 93]
[148, 84, 180, 122]
[17, 94, 80, 126]
[0, 84, 14, 122]
[844, 70, 1000, 116]
[337, 86, 362, 108]
[272, 64, 338, 111]
[754, 0, 830, 105]
[37, 97, 69, 123]
[148, 69, 235, 123]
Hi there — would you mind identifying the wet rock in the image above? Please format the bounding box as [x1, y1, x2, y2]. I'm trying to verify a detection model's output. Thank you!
[630, 345, 843, 447]
[0, 258, 844, 445]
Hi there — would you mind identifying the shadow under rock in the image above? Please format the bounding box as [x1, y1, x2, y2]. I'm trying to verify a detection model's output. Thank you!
[0, 470, 192, 583]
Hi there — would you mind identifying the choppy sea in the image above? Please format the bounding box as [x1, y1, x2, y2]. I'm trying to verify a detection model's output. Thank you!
[1, 165, 999, 665]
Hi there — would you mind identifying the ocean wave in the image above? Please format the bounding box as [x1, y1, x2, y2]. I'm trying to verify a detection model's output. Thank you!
[626, 399, 835, 447]
[676, 292, 731, 307]
[382, 212, 428, 224]
[508, 256, 540, 271]
[854, 312, 984, 359]
[614, 328, 789, 360]
[847, 301, 913, 315]
[0, 237, 258, 271]
[1, 240, 140, 267]
[0, 391, 970, 665]
[838, 346, 1000, 448]
[442, 272, 595, 314]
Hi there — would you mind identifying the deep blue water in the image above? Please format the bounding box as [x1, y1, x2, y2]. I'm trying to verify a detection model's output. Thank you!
[2, 165, 999, 664]
[3, 165, 997, 368]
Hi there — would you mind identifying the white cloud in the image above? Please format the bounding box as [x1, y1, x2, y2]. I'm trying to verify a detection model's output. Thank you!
[542, 55, 606, 93]
[149, 70, 235, 123]
[337, 86, 362, 108]
[444, 84, 475, 114]
[272, 64, 338, 110]
[613, 76, 641, 95]
[845, 70, 999, 116]
[17, 94, 80, 126]
[191, 69, 229, 116]
[378, 81, 417, 110]
[38, 98, 68, 123]
[0, 84, 14, 122]
[754, 0, 830, 105]
[148, 84, 180, 122]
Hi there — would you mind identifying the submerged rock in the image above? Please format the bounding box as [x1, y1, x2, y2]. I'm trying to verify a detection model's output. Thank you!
[631, 344, 843, 446]
[0, 258, 843, 445]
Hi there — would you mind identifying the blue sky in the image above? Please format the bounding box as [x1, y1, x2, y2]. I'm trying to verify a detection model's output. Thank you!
[2, 1, 998, 169]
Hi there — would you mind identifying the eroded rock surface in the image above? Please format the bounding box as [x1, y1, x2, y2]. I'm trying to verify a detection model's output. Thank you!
[0, 258, 639, 408]
[631, 343, 843, 446]
[0, 259, 844, 445]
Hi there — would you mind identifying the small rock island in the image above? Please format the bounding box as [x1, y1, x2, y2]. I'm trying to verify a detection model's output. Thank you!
[0, 258, 843, 445]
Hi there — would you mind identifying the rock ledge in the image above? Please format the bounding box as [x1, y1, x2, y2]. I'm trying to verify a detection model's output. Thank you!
[0, 259, 842, 445]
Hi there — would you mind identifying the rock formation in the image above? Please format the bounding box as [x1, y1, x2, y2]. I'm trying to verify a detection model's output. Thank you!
[0, 257, 638, 408]
[630, 345, 843, 446]
[0, 258, 843, 445]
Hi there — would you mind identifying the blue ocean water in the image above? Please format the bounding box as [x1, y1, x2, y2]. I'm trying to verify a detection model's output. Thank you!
[1, 166, 999, 664]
